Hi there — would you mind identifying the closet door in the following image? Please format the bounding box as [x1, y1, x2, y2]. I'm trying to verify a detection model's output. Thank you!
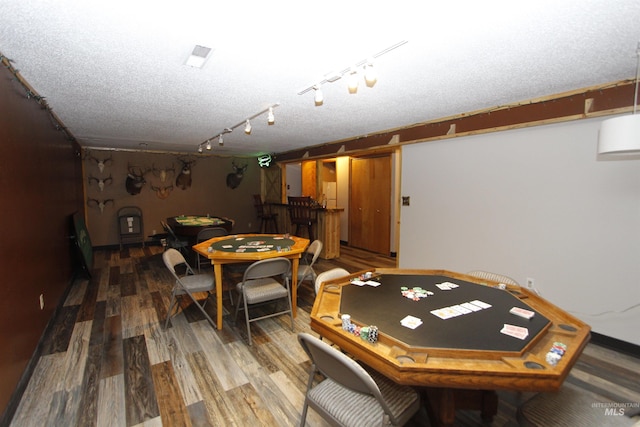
[349, 155, 391, 254]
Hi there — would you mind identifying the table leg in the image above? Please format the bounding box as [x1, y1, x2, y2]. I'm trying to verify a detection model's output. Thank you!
[213, 264, 224, 330]
[291, 258, 299, 318]
[423, 387, 498, 427]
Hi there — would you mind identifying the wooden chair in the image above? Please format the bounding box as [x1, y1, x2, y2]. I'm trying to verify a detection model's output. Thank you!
[288, 196, 316, 241]
[297, 333, 421, 427]
[253, 194, 278, 233]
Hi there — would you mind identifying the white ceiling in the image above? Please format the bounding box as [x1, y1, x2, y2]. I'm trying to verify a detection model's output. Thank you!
[1, 1, 639, 158]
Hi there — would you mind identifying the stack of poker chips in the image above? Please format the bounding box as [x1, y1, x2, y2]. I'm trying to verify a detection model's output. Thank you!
[545, 342, 567, 366]
[341, 314, 378, 344]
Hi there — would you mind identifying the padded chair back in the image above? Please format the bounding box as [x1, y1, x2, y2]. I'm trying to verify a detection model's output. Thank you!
[243, 257, 291, 281]
[163, 247, 193, 276]
[314, 268, 349, 295]
[197, 227, 228, 242]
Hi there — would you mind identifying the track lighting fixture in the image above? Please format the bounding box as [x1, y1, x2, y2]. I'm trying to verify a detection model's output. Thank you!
[364, 60, 377, 87]
[267, 107, 275, 125]
[347, 68, 359, 94]
[297, 40, 407, 105]
[314, 85, 323, 106]
[196, 104, 279, 152]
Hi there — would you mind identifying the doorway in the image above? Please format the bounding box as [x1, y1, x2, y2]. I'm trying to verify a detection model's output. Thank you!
[349, 155, 392, 255]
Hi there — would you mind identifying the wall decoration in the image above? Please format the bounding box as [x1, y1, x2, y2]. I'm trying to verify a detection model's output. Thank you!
[151, 184, 174, 200]
[226, 160, 248, 189]
[125, 164, 147, 195]
[151, 163, 175, 183]
[87, 198, 114, 213]
[87, 153, 113, 173]
[176, 158, 196, 190]
[88, 174, 113, 192]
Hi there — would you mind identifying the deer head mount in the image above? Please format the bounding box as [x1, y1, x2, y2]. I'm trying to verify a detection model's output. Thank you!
[125, 164, 147, 195]
[151, 163, 175, 183]
[176, 157, 196, 190]
[88, 174, 113, 192]
[88, 153, 113, 173]
[226, 160, 248, 189]
[151, 185, 174, 200]
[87, 198, 114, 214]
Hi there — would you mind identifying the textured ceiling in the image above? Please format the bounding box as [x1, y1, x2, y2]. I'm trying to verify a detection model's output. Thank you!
[1, 1, 639, 158]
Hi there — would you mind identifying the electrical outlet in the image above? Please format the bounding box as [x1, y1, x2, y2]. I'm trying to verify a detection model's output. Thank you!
[39, 294, 45, 310]
[526, 278, 535, 289]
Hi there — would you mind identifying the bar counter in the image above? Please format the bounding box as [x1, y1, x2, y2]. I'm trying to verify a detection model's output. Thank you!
[267, 203, 343, 259]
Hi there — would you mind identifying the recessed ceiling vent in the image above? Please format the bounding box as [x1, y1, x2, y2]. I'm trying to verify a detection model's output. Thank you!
[185, 45, 212, 68]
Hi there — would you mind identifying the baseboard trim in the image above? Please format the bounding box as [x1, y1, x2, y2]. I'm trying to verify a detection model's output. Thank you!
[590, 332, 640, 359]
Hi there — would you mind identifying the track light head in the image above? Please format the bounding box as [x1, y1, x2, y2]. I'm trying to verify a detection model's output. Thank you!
[244, 119, 252, 135]
[267, 107, 275, 125]
[347, 68, 359, 94]
[205, 139, 212, 150]
[314, 85, 323, 106]
[364, 61, 377, 87]
[218, 134, 224, 146]
[197, 145, 203, 153]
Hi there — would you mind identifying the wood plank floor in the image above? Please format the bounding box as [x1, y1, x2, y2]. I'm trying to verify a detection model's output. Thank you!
[7, 245, 640, 426]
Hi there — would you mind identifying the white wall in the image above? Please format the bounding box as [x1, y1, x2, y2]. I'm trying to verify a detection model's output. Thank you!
[399, 117, 640, 346]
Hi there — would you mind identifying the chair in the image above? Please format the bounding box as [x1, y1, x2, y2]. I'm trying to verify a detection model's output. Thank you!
[161, 221, 189, 255]
[234, 257, 294, 345]
[286, 240, 323, 290]
[297, 333, 421, 427]
[467, 270, 519, 286]
[253, 194, 278, 233]
[314, 267, 350, 295]
[517, 382, 638, 426]
[288, 196, 316, 241]
[196, 227, 228, 272]
[117, 206, 144, 250]
[162, 248, 216, 329]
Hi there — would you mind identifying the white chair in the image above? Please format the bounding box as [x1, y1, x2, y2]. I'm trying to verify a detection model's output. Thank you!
[297, 333, 421, 427]
[234, 257, 294, 346]
[162, 248, 216, 329]
[467, 270, 519, 286]
[314, 267, 349, 295]
[287, 240, 323, 289]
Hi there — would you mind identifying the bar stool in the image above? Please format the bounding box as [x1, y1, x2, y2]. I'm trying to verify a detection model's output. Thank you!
[253, 194, 278, 233]
[287, 196, 316, 241]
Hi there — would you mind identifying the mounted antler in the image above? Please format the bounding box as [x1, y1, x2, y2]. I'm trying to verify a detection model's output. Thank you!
[125, 164, 147, 195]
[151, 184, 174, 200]
[226, 160, 248, 189]
[88, 174, 113, 192]
[87, 198, 114, 214]
[151, 163, 175, 183]
[88, 154, 113, 173]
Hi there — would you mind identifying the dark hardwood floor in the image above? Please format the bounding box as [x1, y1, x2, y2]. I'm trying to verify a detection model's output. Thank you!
[6, 244, 640, 426]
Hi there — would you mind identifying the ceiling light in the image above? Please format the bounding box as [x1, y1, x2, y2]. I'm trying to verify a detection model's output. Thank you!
[205, 139, 211, 150]
[268, 107, 275, 125]
[185, 45, 213, 68]
[347, 68, 359, 94]
[364, 60, 377, 87]
[314, 85, 324, 106]
[244, 119, 252, 135]
[598, 41, 640, 155]
[218, 134, 224, 146]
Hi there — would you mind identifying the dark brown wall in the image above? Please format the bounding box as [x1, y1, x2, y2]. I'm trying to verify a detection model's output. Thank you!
[0, 64, 83, 417]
